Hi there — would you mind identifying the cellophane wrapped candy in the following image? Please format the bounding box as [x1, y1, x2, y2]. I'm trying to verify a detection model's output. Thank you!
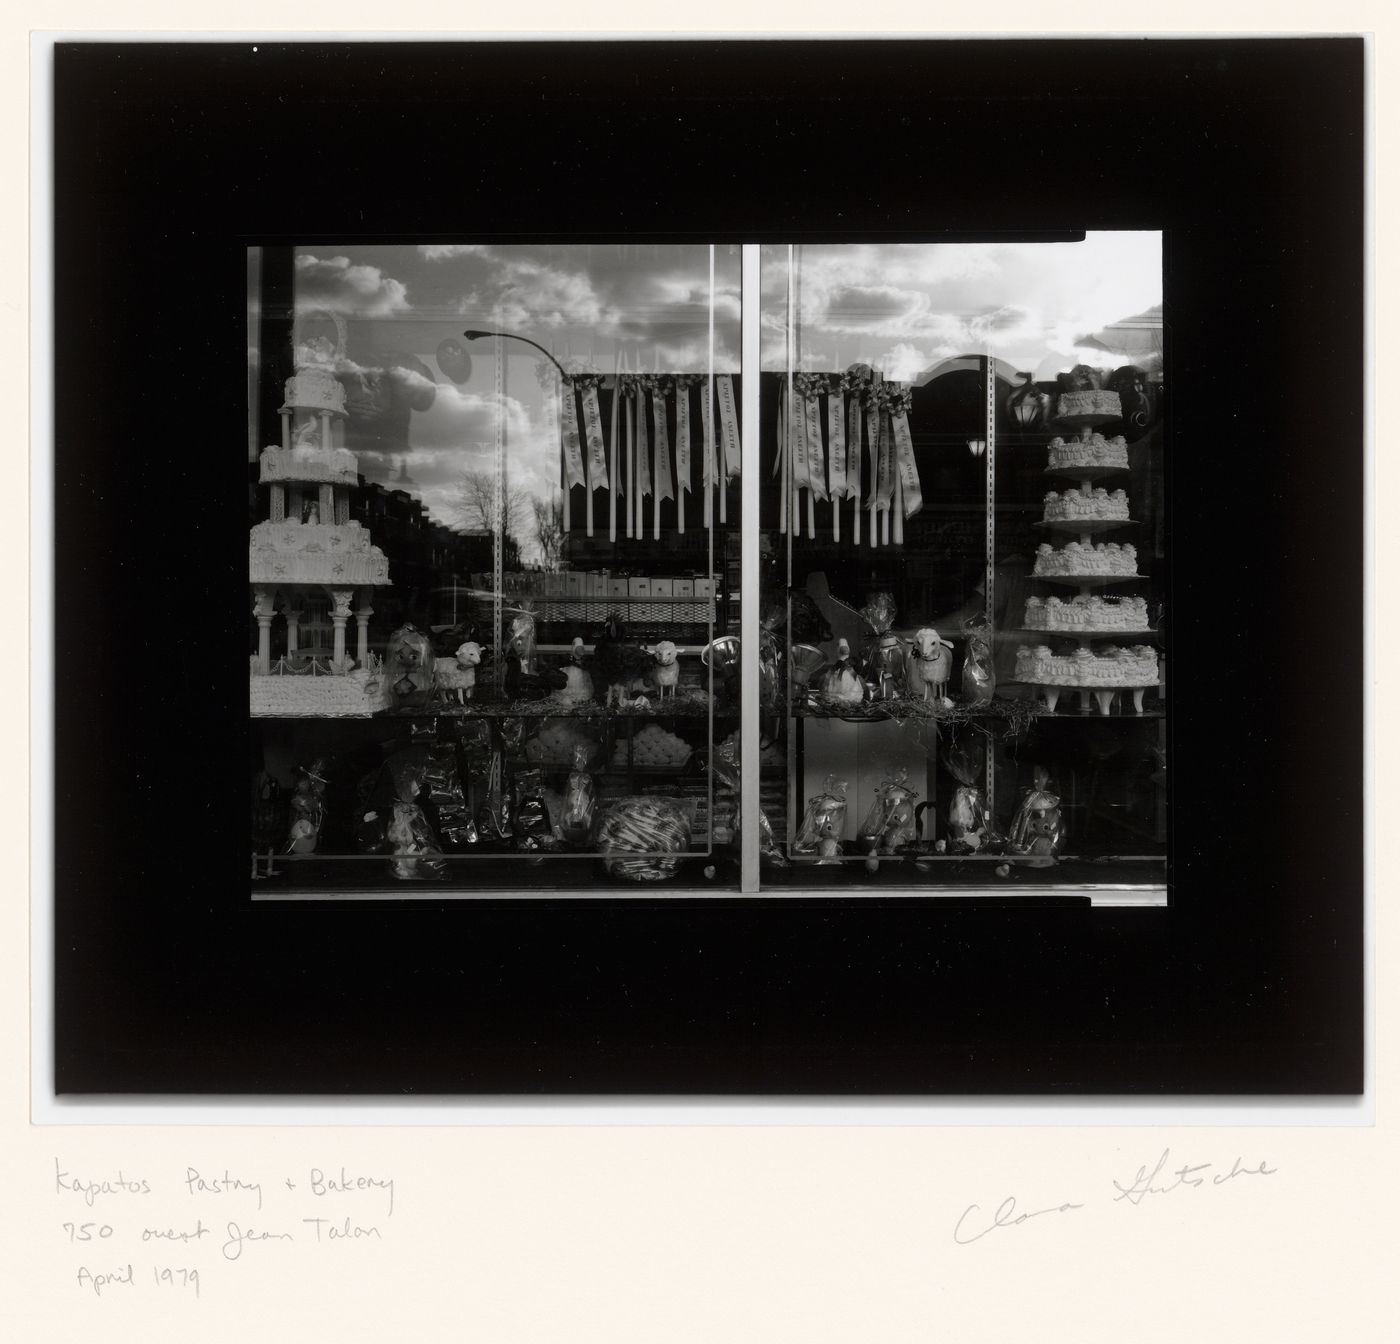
[559, 743, 596, 847]
[860, 593, 905, 697]
[793, 774, 849, 860]
[597, 796, 692, 881]
[943, 747, 993, 855]
[1008, 766, 1063, 868]
[858, 768, 920, 854]
[513, 765, 558, 852]
[423, 740, 476, 850]
[961, 613, 996, 704]
[712, 735, 785, 865]
[383, 747, 446, 880]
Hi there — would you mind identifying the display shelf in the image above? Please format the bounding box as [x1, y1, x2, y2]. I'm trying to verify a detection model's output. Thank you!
[1032, 572, 1142, 587]
[1054, 410, 1123, 432]
[1008, 627, 1158, 639]
[1035, 517, 1138, 535]
[1043, 464, 1128, 483]
[1010, 681, 1158, 716]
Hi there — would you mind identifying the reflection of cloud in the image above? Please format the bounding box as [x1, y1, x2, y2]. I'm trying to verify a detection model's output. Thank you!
[294, 254, 411, 316]
[758, 235, 1162, 378]
[419, 244, 494, 261]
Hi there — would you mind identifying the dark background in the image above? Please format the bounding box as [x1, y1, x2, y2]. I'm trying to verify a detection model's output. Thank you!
[52, 39, 1364, 1094]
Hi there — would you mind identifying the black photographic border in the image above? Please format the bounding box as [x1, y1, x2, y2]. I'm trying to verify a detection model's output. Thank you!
[50, 37, 1364, 1095]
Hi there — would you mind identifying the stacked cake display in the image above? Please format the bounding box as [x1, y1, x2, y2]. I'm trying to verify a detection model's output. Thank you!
[1024, 594, 1149, 632]
[1017, 380, 1160, 715]
[1046, 432, 1129, 471]
[250, 315, 391, 717]
[1041, 487, 1130, 523]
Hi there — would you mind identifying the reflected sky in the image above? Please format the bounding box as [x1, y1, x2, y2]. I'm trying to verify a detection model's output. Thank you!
[285, 236, 1160, 557]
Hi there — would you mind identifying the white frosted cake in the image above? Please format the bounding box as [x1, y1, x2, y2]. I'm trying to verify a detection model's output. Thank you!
[1057, 389, 1121, 420]
[1042, 487, 1130, 523]
[1024, 594, 1150, 632]
[249, 664, 388, 718]
[259, 445, 360, 487]
[1048, 433, 1129, 470]
[249, 521, 390, 586]
[282, 366, 345, 414]
[1033, 541, 1138, 577]
[1015, 643, 1158, 687]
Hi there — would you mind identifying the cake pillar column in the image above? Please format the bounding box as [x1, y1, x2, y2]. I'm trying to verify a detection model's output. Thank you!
[320, 411, 333, 452]
[270, 484, 286, 523]
[282, 603, 303, 656]
[355, 588, 373, 667]
[329, 589, 354, 669]
[253, 587, 277, 674]
[280, 411, 292, 451]
[319, 483, 334, 522]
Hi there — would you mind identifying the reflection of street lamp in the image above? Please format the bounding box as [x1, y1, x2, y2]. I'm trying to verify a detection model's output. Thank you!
[462, 329, 569, 379]
[967, 438, 987, 458]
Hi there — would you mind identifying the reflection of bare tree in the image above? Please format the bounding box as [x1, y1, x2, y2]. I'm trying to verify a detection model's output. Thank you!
[531, 495, 564, 572]
[458, 466, 528, 541]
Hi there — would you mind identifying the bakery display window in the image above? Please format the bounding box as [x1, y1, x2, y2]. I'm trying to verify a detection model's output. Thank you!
[249, 243, 745, 893]
[758, 237, 1167, 902]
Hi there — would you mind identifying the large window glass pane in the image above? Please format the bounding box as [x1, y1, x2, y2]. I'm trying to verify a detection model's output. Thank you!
[759, 237, 1166, 898]
[249, 243, 743, 894]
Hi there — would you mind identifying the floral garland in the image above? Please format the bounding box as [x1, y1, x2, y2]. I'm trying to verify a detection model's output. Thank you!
[616, 372, 645, 398]
[672, 372, 706, 390]
[839, 363, 875, 399]
[875, 381, 913, 418]
[567, 372, 605, 392]
[638, 373, 673, 398]
[793, 371, 831, 401]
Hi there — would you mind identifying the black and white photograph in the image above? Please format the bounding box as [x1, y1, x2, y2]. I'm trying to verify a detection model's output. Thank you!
[42, 36, 1364, 1100]
[247, 237, 1167, 901]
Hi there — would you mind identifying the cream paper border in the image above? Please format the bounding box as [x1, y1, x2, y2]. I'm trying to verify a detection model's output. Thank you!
[8, 7, 1391, 1341]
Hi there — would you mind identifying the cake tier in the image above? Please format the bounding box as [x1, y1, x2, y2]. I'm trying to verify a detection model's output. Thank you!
[249, 521, 390, 586]
[1014, 643, 1158, 687]
[250, 667, 386, 718]
[1041, 487, 1130, 523]
[1047, 433, 1129, 470]
[1024, 594, 1150, 632]
[1032, 541, 1138, 577]
[1057, 390, 1121, 420]
[259, 445, 360, 487]
[281, 367, 346, 414]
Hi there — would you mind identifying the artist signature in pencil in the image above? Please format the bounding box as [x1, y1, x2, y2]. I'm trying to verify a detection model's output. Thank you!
[954, 1149, 1277, 1245]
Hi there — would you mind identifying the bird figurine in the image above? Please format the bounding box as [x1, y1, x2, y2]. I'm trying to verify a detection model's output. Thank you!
[560, 636, 594, 705]
[592, 612, 650, 709]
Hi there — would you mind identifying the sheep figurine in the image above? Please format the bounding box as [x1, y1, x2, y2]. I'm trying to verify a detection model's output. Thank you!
[437, 640, 482, 705]
[905, 627, 954, 704]
[646, 640, 681, 701]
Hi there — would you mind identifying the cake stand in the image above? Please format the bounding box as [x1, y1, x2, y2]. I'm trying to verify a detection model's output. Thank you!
[1024, 498, 1155, 714]
[1055, 409, 1122, 442]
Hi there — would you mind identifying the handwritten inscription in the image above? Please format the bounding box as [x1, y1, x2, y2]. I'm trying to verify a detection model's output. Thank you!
[54, 1157, 398, 1300]
[955, 1149, 1277, 1244]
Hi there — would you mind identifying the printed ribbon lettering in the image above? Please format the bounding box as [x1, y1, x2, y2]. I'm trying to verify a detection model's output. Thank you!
[559, 381, 586, 489]
[581, 385, 608, 490]
[716, 374, 741, 478]
[652, 385, 674, 501]
[827, 391, 848, 499]
[675, 382, 691, 494]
